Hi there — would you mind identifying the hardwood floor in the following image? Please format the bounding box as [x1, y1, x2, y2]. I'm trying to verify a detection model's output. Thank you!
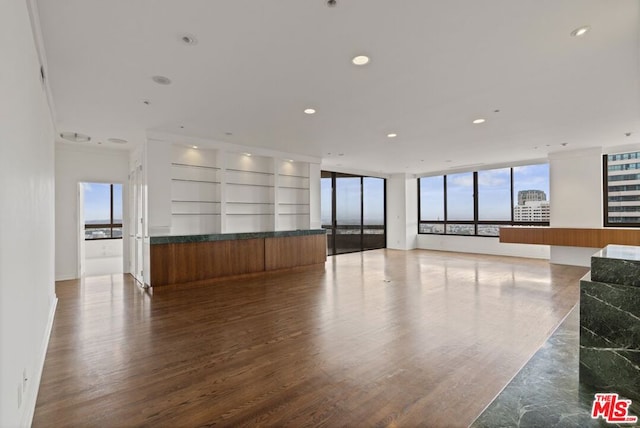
[33, 249, 587, 427]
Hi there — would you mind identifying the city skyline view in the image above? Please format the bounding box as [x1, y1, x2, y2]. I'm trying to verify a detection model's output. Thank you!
[421, 163, 550, 221]
[322, 164, 550, 228]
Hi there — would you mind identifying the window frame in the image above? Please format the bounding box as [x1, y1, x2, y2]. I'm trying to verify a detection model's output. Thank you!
[603, 153, 640, 228]
[84, 183, 123, 240]
[418, 165, 550, 237]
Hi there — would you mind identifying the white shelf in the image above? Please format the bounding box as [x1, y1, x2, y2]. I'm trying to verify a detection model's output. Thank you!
[279, 173, 309, 178]
[171, 200, 220, 203]
[226, 182, 274, 188]
[172, 213, 221, 216]
[170, 146, 221, 234]
[171, 162, 220, 170]
[172, 178, 221, 184]
[226, 168, 273, 176]
[227, 213, 275, 216]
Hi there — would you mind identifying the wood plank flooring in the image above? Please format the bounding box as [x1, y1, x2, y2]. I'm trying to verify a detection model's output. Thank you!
[33, 249, 587, 427]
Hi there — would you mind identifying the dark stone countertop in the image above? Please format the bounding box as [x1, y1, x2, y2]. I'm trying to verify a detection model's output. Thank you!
[593, 244, 640, 262]
[591, 244, 640, 288]
[150, 229, 327, 245]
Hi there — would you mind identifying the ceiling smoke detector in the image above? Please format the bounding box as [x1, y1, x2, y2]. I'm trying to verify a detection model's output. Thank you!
[152, 75, 172, 85]
[179, 33, 197, 45]
[327, 0, 337, 7]
[60, 132, 91, 143]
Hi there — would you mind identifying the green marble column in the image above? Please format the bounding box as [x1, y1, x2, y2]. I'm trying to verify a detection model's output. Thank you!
[580, 245, 640, 414]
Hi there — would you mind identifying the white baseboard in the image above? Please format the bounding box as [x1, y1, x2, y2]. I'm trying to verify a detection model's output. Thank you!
[55, 273, 76, 281]
[21, 295, 58, 427]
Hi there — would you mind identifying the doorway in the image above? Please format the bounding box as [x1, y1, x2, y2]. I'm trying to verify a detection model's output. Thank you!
[129, 164, 144, 285]
[79, 182, 124, 276]
[321, 171, 386, 255]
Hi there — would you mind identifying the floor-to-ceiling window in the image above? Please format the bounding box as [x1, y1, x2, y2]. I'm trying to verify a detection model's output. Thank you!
[418, 163, 550, 236]
[321, 171, 386, 255]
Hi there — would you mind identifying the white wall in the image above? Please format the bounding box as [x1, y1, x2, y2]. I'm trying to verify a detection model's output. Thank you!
[549, 148, 603, 266]
[84, 240, 124, 276]
[309, 163, 321, 229]
[417, 234, 550, 259]
[145, 139, 172, 236]
[0, 0, 57, 425]
[387, 174, 417, 250]
[55, 144, 130, 280]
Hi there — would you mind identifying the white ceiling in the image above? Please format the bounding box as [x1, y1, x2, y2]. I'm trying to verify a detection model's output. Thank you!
[36, 0, 640, 174]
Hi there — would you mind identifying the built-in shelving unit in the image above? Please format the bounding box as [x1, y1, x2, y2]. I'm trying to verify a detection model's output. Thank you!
[170, 146, 221, 235]
[276, 160, 310, 230]
[224, 153, 275, 233]
[153, 143, 314, 235]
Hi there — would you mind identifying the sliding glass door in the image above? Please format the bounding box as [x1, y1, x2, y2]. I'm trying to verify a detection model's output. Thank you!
[363, 177, 386, 250]
[321, 171, 386, 255]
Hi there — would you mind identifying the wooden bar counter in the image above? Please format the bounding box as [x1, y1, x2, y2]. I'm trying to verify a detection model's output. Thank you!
[499, 227, 640, 248]
[150, 230, 327, 288]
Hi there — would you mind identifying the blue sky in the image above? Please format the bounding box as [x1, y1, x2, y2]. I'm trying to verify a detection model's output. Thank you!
[82, 183, 122, 223]
[321, 177, 385, 225]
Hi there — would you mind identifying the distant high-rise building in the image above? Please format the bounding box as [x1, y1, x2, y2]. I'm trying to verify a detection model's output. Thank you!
[513, 189, 549, 222]
[517, 189, 546, 205]
[606, 151, 640, 224]
[514, 200, 550, 222]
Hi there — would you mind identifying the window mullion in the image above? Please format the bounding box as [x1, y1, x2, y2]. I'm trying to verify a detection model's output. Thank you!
[473, 171, 478, 235]
[110, 184, 114, 238]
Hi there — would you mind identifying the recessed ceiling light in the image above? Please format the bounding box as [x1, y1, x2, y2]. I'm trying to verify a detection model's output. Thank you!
[60, 132, 91, 143]
[387, 133, 397, 138]
[287, 159, 294, 163]
[352, 55, 370, 66]
[107, 138, 127, 144]
[472, 118, 486, 124]
[243, 152, 252, 157]
[143, 100, 150, 105]
[179, 33, 197, 45]
[304, 108, 316, 115]
[152, 75, 172, 85]
[192, 145, 198, 149]
[570, 25, 590, 37]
